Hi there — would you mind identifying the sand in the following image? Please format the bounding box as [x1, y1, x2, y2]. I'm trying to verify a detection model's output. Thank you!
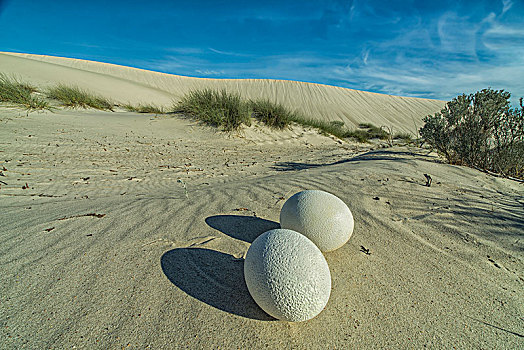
[1, 55, 523, 349]
[0, 52, 445, 133]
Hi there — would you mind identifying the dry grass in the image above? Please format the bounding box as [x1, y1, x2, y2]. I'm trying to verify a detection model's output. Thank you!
[47, 84, 114, 111]
[0, 73, 49, 110]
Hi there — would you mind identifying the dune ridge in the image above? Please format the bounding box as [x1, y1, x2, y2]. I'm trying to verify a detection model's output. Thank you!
[0, 51, 444, 133]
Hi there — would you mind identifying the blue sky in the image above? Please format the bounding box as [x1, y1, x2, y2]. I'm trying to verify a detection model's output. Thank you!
[1, 0, 523, 102]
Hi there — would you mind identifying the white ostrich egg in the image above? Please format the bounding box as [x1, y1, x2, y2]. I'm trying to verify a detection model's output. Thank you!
[244, 229, 331, 322]
[280, 190, 354, 252]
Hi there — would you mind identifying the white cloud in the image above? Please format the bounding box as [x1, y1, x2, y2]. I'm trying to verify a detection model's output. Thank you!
[195, 69, 225, 76]
[362, 49, 369, 65]
[484, 24, 524, 37]
[502, 0, 513, 15]
[208, 48, 251, 57]
[437, 12, 479, 57]
[133, 3, 524, 105]
[165, 47, 205, 55]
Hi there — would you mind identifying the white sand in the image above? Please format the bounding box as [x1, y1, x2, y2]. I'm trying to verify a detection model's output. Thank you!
[0, 55, 523, 349]
[0, 52, 445, 133]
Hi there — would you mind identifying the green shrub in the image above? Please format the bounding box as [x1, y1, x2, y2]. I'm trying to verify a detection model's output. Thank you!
[47, 84, 114, 111]
[249, 99, 293, 129]
[0, 73, 49, 110]
[420, 88, 523, 178]
[174, 89, 250, 131]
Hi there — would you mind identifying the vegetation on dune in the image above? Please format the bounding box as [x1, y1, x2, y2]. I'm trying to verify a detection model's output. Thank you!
[343, 123, 386, 142]
[291, 117, 349, 139]
[357, 123, 390, 140]
[173, 88, 404, 142]
[248, 99, 352, 138]
[122, 103, 165, 114]
[173, 89, 250, 131]
[249, 99, 295, 129]
[420, 88, 524, 178]
[0, 73, 49, 110]
[47, 84, 114, 111]
[0, 74, 408, 144]
[0, 75, 420, 148]
[5, 75, 521, 179]
[343, 129, 369, 143]
[393, 132, 413, 142]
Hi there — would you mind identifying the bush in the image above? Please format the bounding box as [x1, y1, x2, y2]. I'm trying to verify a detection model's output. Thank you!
[420, 88, 523, 178]
[0, 73, 49, 110]
[47, 84, 114, 111]
[174, 89, 250, 131]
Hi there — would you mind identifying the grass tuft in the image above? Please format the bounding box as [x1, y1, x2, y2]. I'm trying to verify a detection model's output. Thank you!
[122, 103, 165, 114]
[248, 99, 349, 138]
[344, 123, 394, 142]
[393, 132, 413, 142]
[345, 129, 370, 142]
[357, 123, 390, 140]
[173, 89, 395, 143]
[249, 99, 294, 129]
[0, 73, 49, 110]
[174, 89, 250, 131]
[289, 116, 349, 139]
[47, 84, 114, 111]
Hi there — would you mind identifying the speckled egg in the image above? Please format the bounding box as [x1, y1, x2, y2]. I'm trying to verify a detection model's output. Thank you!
[280, 190, 354, 252]
[244, 229, 331, 322]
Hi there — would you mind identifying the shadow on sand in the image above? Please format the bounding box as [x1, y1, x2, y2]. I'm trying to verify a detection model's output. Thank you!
[205, 214, 280, 243]
[161, 247, 274, 321]
[271, 149, 436, 172]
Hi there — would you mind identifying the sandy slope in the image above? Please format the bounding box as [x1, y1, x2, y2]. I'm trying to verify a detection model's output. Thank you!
[0, 108, 522, 349]
[0, 52, 444, 133]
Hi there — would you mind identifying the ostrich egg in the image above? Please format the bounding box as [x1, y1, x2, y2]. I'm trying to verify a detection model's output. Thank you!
[244, 229, 331, 322]
[280, 190, 354, 252]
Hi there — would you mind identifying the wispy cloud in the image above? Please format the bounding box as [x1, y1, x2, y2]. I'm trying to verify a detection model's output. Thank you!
[208, 47, 251, 57]
[68, 0, 524, 103]
[165, 47, 205, 55]
[195, 69, 225, 76]
[502, 0, 513, 14]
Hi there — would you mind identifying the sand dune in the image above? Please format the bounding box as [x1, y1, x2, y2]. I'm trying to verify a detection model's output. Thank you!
[1, 107, 522, 348]
[1, 54, 522, 349]
[0, 51, 444, 133]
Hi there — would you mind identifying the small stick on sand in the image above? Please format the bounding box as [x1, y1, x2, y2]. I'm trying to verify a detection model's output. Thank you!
[424, 174, 432, 187]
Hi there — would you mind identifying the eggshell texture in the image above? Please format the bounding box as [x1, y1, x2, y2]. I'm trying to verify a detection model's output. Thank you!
[244, 229, 331, 322]
[280, 190, 354, 252]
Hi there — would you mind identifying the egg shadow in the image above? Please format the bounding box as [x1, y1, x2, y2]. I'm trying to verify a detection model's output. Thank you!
[161, 247, 275, 321]
[205, 215, 280, 243]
